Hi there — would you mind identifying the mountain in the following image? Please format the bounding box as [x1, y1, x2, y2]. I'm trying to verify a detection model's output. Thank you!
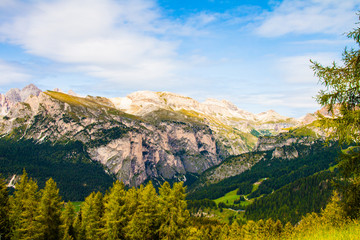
[0, 84, 41, 115]
[186, 126, 325, 194]
[0, 84, 315, 189]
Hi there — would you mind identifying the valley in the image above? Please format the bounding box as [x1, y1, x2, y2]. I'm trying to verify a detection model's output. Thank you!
[0, 84, 345, 237]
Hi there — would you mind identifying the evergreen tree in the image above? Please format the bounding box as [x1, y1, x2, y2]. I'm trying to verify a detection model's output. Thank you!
[36, 178, 63, 240]
[125, 182, 160, 240]
[227, 221, 242, 240]
[73, 209, 85, 240]
[321, 191, 349, 227]
[123, 187, 139, 221]
[0, 176, 10, 240]
[158, 182, 190, 240]
[60, 202, 76, 240]
[81, 191, 104, 240]
[102, 180, 127, 240]
[312, 12, 360, 218]
[9, 170, 42, 240]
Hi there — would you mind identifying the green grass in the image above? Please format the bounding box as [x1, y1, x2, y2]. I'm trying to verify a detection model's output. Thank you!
[214, 189, 239, 205]
[214, 189, 252, 208]
[328, 164, 339, 172]
[213, 178, 268, 209]
[204, 208, 243, 224]
[71, 201, 82, 212]
[45, 91, 102, 109]
[292, 222, 360, 240]
[250, 178, 267, 193]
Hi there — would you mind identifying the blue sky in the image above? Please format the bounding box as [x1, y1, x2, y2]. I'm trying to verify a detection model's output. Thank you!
[0, 0, 359, 117]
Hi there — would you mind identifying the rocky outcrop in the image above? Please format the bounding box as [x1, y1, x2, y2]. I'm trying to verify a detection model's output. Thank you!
[255, 133, 317, 152]
[193, 152, 269, 188]
[272, 146, 299, 159]
[0, 84, 41, 116]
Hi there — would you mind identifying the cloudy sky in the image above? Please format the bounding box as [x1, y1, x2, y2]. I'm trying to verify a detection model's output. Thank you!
[0, 0, 359, 117]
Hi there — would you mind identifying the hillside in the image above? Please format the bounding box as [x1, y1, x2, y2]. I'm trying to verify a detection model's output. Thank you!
[186, 129, 341, 223]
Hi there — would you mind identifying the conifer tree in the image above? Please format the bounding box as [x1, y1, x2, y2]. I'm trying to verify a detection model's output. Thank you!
[125, 182, 160, 240]
[227, 221, 242, 240]
[312, 13, 360, 218]
[73, 209, 85, 240]
[36, 178, 63, 240]
[282, 222, 294, 239]
[102, 180, 127, 240]
[60, 202, 76, 240]
[9, 170, 42, 240]
[158, 182, 190, 240]
[321, 191, 348, 227]
[0, 176, 10, 240]
[81, 191, 104, 240]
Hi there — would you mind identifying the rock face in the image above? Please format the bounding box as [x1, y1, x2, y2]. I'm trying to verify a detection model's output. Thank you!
[0, 84, 41, 116]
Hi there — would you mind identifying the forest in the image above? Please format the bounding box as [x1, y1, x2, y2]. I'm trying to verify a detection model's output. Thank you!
[0, 138, 115, 200]
[1, 170, 358, 240]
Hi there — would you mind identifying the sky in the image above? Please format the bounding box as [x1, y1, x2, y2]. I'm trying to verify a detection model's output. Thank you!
[0, 0, 359, 117]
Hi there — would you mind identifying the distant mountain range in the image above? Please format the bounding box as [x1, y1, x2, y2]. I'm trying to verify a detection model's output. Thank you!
[0, 84, 321, 188]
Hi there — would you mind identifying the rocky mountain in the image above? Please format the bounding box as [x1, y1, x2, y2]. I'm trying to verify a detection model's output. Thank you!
[0, 84, 41, 115]
[111, 91, 301, 154]
[0, 89, 224, 186]
[0, 84, 319, 187]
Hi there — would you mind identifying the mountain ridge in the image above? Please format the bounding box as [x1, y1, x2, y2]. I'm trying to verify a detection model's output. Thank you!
[0, 84, 321, 187]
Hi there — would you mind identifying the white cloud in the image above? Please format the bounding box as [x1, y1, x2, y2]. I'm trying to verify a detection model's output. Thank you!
[242, 90, 320, 109]
[0, 0, 182, 88]
[277, 52, 339, 83]
[256, 0, 360, 37]
[0, 59, 30, 85]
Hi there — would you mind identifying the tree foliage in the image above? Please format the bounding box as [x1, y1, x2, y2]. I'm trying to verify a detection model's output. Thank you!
[9, 170, 42, 240]
[312, 13, 360, 218]
[1, 169, 359, 239]
[36, 178, 63, 240]
[0, 176, 10, 240]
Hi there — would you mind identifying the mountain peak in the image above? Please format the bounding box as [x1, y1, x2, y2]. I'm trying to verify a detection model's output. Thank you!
[0, 84, 42, 115]
[20, 84, 42, 101]
[256, 109, 290, 122]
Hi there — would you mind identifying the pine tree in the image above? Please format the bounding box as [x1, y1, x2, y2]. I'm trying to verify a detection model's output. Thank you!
[158, 182, 190, 240]
[36, 178, 63, 240]
[102, 180, 127, 240]
[312, 12, 360, 218]
[321, 191, 348, 227]
[60, 202, 76, 240]
[227, 221, 242, 240]
[0, 176, 10, 240]
[81, 191, 104, 240]
[9, 170, 42, 240]
[125, 182, 160, 240]
[282, 222, 294, 239]
[73, 209, 85, 240]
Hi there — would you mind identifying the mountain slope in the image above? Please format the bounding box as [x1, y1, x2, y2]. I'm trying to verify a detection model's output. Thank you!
[186, 130, 339, 200]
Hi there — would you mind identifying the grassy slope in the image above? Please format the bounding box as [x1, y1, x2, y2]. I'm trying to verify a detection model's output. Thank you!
[214, 189, 239, 205]
[292, 221, 360, 240]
